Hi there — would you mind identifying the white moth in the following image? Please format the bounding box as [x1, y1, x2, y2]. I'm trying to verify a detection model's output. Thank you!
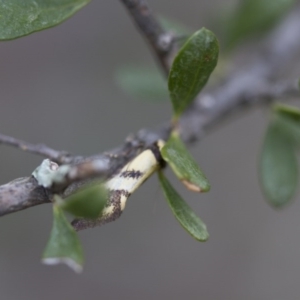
[74, 140, 165, 230]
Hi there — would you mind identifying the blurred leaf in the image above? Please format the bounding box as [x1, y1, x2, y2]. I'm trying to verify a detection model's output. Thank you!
[260, 121, 298, 208]
[158, 171, 209, 241]
[61, 183, 108, 219]
[274, 103, 300, 123]
[273, 104, 300, 145]
[116, 66, 168, 102]
[161, 132, 210, 192]
[159, 15, 192, 36]
[42, 205, 84, 273]
[0, 0, 90, 40]
[168, 28, 219, 119]
[224, 0, 296, 49]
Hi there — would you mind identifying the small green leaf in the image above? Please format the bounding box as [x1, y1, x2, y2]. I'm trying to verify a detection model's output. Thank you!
[273, 104, 300, 145]
[260, 121, 298, 208]
[168, 28, 219, 119]
[161, 132, 210, 192]
[116, 65, 168, 102]
[274, 104, 300, 123]
[224, 0, 296, 49]
[0, 0, 90, 40]
[42, 205, 84, 273]
[61, 183, 108, 219]
[158, 171, 209, 241]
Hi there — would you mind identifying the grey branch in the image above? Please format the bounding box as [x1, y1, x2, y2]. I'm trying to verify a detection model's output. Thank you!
[120, 0, 176, 74]
[0, 133, 75, 164]
[0, 177, 51, 217]
[0, 2, 300, 229]
[180, 7, 300, 143]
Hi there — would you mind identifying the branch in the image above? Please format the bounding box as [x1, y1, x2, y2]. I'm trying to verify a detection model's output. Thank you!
[0, 138, 159, 217]
[120, 0, 175, 74]
[0, 176, 51, 217]
[179, 7, 300, 143]
[0, 3, 299, 229]
[0, 133, 75, 164]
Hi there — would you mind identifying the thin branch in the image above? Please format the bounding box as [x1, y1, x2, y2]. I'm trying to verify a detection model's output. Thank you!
[120, 0, 175, 74]
[0, 133, 75, 164]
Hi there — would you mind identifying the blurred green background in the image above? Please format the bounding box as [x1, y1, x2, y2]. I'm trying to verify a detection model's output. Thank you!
[1, 0, 300, 299]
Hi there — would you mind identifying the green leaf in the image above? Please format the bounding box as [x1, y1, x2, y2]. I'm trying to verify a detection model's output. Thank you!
[273, 104, 300, 146]
[161, 132, 210, 192]
[42, 205, 84, 273]
[116, 65, 168, 102]
[274, 104, 300, 123]
[0, 0, 90, 40]
[168, 28, 219, 119]
[260, 121, 298, 208]
[224, 0, 296, 50]
[61, 183, 108, 219]
[158, 171, 209, 242]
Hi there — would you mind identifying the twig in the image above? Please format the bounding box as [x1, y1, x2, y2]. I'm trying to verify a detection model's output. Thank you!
[0, 133, 74, 164]
[120, 0, 175, 75]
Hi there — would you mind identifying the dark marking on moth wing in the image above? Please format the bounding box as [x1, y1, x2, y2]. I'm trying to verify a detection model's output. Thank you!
[120, 170, 143, 179]
[109, 189, 130, 205]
